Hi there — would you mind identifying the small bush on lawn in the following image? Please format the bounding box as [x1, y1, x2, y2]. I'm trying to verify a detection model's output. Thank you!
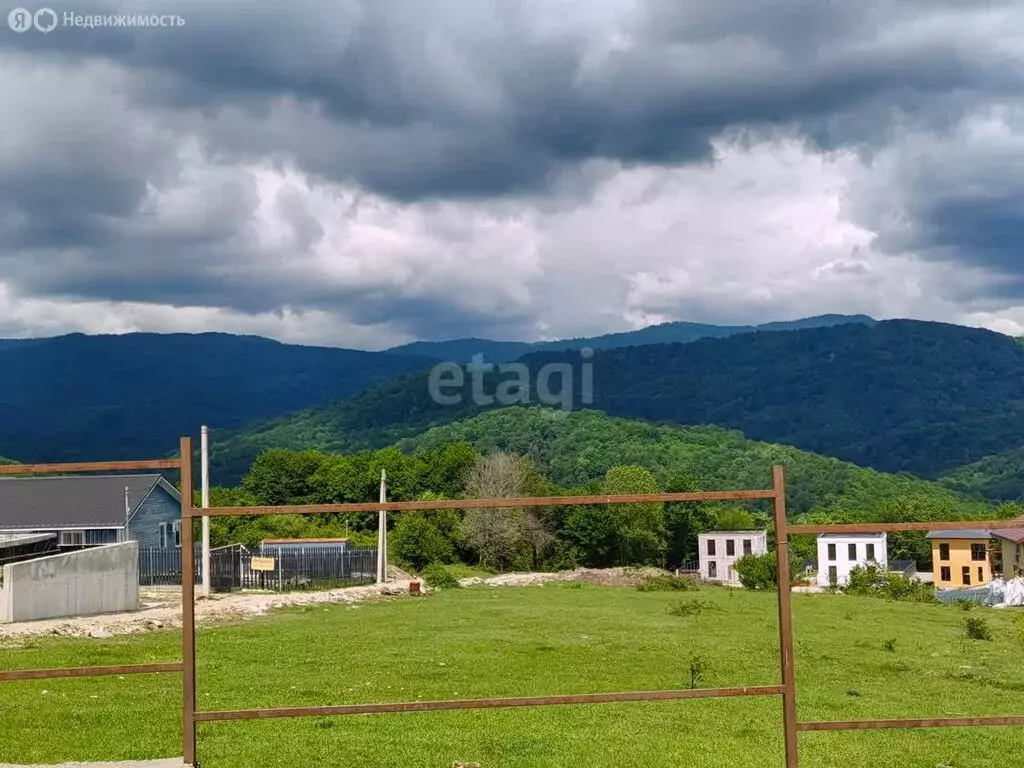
[962, 615, 992, 641]
[668, 599, 719, 617]
[733, 552, 802, 590]
[636, 573, 698, 592]
[420, 563, 461, 590]
[845, 564, 936, 603]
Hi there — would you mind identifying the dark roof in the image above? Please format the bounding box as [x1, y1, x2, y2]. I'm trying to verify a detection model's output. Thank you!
[0, 474, 176, 530]
[992, 529, 1024, 544]
[925, 530, 991, 540]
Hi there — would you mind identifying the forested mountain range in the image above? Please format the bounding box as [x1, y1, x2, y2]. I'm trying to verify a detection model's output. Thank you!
[0, 332, 435, 463]
[387, 313, 875, 362]
[210, 319, 1024, 486]
[0, 313, 867, 463]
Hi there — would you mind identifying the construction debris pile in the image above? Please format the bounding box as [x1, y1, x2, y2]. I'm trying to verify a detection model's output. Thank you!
[935, 577, 1024, 607]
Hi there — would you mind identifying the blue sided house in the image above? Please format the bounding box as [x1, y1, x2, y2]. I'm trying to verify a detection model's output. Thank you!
[0, 474, 182, 550]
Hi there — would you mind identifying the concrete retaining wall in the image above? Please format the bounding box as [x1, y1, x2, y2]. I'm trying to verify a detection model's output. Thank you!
[0, 542, 139, 623]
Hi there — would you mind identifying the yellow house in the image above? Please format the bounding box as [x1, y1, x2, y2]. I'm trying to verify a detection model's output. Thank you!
[925, 530, 994, 589]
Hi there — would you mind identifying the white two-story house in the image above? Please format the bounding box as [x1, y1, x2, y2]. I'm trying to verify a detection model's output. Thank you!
[816, 533, 887, 587]
[698, 530, 768, 586]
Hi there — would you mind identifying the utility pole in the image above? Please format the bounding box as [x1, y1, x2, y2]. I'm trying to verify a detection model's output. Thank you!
[377, 469, 388, 584]
[200, 425, 210, 598]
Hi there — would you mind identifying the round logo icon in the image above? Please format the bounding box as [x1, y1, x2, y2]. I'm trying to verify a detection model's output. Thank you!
[7, 7, 33, 32]
[33, 7, 57, 32]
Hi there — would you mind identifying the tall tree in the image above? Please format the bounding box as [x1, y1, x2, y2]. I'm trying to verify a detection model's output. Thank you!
[603, 465, 667, 566]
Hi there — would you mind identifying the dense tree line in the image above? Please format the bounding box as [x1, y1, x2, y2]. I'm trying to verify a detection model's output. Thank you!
[204, 408, 1019, 572]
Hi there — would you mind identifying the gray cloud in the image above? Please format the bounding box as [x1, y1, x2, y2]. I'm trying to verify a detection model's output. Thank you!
[0, 0, 1023, 344]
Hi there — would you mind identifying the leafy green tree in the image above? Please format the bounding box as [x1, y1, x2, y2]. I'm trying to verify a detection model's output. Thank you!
[663, 472, 716, 567]
[391, 511, 453, 570]
[241, 449, 330, 505]
[714, 506, 761, 531]
[603, 466, 666, 566]
[562, 504, 618, 567]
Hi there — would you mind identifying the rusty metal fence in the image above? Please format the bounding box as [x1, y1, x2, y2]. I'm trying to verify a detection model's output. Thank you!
[4, 440, 1024, 768]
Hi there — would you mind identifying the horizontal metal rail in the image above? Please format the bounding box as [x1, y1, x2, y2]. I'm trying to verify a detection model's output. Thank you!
[0, 458, 180, 475]
[797, 715, 1024, 731]
[194, 685, 784, 722]
[0, 662, 183, 681]
[198, 489, 778, 518]
[789, 519, 1024, 535]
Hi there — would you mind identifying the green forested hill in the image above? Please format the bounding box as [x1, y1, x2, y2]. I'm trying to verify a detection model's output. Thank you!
[211, 320, 1024, 484]
[939, 447, 1024, 500]
[399, 408, 987, 517]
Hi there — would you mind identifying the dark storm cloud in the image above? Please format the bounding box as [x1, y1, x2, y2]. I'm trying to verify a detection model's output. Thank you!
[4, 0, 1021, 199]
[0, 0, 1023, 340]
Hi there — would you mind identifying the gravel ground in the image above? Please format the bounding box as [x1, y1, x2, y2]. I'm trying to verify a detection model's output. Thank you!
[0, 566, 666, 642]
[0, 566, 421, 641]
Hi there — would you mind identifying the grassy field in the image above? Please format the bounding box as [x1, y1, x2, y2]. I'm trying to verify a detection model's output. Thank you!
[1, 584, 1023, 767]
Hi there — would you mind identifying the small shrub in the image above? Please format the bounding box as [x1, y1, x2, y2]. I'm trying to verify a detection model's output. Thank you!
[962, 615, 992, 641]
[957, 600, 975, 612]
[420, 563, 461, 590]
[734, 553, 777, 590]
[668, 598, 719, 617]
[636, 573, 698, 592]
[844, 565, 936, 603]
[882, 638, 897, 653]
[688, 654, 709, 689]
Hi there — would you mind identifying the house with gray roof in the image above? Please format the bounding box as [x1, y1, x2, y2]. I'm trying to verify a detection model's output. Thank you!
[925, 529, 995, 588]
[0, 474, 182, 550]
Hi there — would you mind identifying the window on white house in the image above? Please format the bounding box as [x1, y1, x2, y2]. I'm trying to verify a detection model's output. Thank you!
[866, 543, 876, 561]
[709, 561, 717, 579]
[743, 539, 752, 555]
[726, 539, 735, 556]
[848, 543, 857, 560]
[827, 543, 836, 560]
[707, 539, 716, 556]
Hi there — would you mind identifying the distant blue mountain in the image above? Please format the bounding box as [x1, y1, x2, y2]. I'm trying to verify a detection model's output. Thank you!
[386, 314, 877, 363]
[0, 332, 436, 463]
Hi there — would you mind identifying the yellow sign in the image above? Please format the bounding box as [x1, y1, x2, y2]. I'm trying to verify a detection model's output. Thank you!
[251, 557, 276, 572]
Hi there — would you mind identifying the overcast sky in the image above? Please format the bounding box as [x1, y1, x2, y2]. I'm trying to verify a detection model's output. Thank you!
[2, 0, 1023, 349]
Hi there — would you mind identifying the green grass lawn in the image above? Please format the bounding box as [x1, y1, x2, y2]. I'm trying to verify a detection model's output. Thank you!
[2, 585, 1023, 767]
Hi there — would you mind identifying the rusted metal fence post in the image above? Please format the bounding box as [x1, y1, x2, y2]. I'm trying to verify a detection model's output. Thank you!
[180, 437, 197, 766]
[772, 464, 800, 768]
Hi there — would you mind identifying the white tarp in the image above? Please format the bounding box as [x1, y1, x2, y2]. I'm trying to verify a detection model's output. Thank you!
[1002, 577, 1024, 607]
